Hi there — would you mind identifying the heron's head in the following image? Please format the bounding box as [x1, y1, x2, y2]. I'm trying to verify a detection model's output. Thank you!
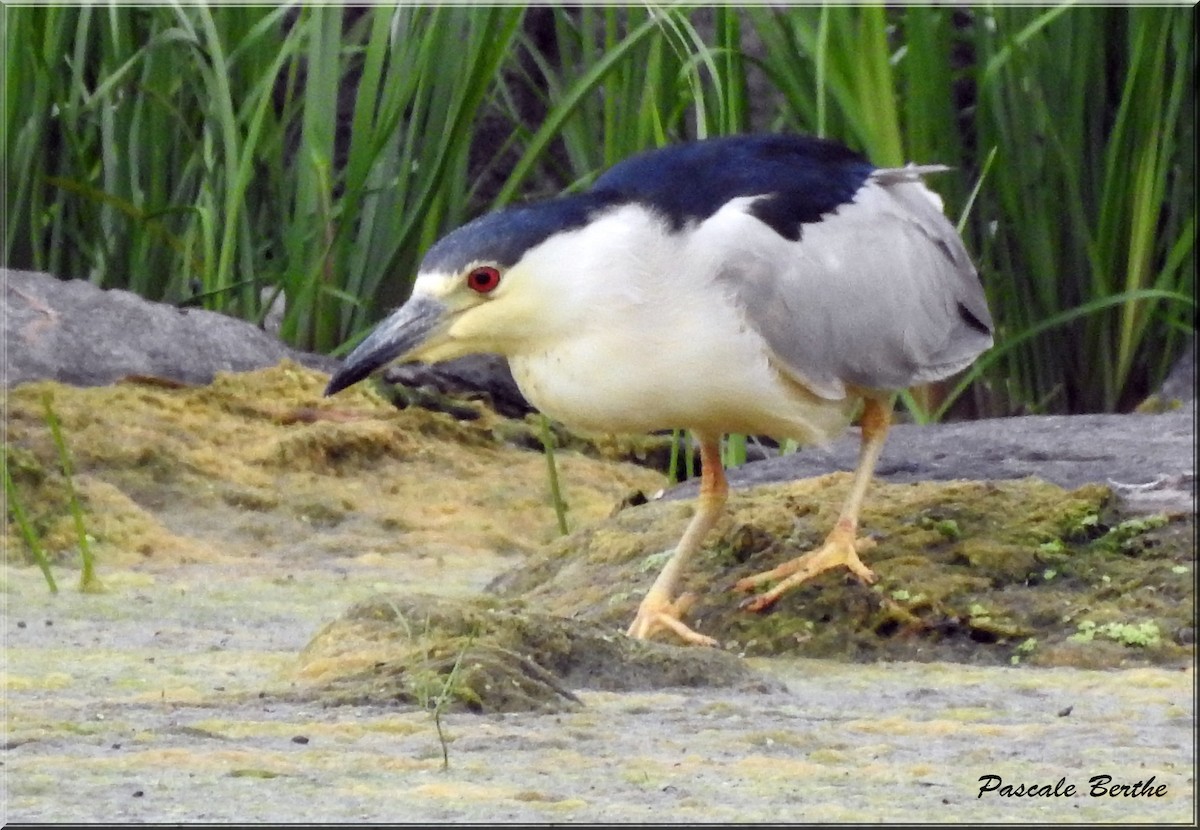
[324, 192, 633, 397]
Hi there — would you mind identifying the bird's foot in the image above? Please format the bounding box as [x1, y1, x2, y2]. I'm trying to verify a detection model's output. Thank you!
[626, 590, 718, 647]
[734, 526, 877, 612]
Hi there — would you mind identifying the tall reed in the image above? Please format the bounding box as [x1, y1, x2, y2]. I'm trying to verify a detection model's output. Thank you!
[4, 5, 1193, 416]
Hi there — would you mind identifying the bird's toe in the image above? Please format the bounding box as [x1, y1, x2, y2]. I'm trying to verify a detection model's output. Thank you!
[626, 591, 718, 647]
[733, 530, 878, 612]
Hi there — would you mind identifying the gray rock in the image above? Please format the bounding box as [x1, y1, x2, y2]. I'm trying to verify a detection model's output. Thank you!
[383, 354, 530, 419]
[2, 268, 336, 388]
[665, 409, 1196, 515]
[1154, 332, 1195, 403]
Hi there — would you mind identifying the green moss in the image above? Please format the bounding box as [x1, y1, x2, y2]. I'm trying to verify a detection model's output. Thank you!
[636, 549, 674, 573]
[228, 768, 286, 779]
[5, 446, 49, 489]
[918, 515, 962, 540]
[1134, 394, 1184, 414]
[497, 475, 1193, 668]
[1096, 515, 1170, 553]
[1070, 620, 1163, 648]
[298, 593, 759, 713]
[1063, 510, 1103, 542]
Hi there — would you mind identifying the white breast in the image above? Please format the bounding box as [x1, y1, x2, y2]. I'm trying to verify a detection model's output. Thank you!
[505, 203, 859, 444]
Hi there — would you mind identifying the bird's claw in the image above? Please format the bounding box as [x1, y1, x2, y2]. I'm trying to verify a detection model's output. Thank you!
[626, 591, 718, 647]
[738, 592, 778, 613]
[733, 532, 877, 613]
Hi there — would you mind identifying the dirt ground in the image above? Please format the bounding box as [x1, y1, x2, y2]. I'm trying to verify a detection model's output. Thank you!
[3, 364, 1195, 822]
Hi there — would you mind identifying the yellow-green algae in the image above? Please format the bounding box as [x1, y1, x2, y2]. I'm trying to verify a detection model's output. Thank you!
[4, 361, 666, 573]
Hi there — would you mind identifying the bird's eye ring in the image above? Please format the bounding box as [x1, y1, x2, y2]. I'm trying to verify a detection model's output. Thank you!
[466, 266, 502, 294]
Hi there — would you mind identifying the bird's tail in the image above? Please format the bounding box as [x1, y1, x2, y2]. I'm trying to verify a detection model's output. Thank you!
[869, 163, 953, 184]
[871, 164, 955, 213]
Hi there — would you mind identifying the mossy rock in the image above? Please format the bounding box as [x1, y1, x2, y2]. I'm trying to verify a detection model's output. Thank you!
[296, 594, 772, 714]
[492, 475, 1194, 669]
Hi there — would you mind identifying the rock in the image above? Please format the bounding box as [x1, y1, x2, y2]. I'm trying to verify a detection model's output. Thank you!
[493, 475, 1195, 669]
[2, 268, 336, 388]
[3, 268, 534, 420]
[663, 410, 1196, 515]
[1139, 332, 1196, 412]
[383, 354, 530, 419]
[1158, 332, 1195, 403]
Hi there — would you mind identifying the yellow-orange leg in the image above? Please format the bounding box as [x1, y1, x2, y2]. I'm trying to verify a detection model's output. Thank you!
[626, 432, 726, 647]
[735, 397, 892, 612]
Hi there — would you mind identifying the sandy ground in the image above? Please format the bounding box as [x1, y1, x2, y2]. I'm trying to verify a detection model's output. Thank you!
[4, 555, 1194, 824]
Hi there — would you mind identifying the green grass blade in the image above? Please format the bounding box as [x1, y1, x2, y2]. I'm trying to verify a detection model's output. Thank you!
[934, 288, 1195, 422]
[538, 414, 570, 536]
[41, 393, 102, 592]
[3, 448, 60, 593]
[490, 12, 666, 208]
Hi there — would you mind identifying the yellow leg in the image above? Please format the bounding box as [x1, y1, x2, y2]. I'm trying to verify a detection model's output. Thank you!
[626, 433, 726, 647]
[735, 397, 891, 612]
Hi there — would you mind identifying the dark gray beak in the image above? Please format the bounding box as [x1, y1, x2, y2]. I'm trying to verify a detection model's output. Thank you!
[324, 295, 449, 396]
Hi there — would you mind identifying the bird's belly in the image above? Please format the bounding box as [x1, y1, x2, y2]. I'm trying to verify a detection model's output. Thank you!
[509, 329, 858, 445]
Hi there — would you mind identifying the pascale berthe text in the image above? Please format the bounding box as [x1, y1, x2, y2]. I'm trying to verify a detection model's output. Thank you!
[977, 774, 1168, 799]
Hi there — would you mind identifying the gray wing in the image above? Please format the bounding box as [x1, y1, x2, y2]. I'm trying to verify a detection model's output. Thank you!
[714, 170, 994, 400]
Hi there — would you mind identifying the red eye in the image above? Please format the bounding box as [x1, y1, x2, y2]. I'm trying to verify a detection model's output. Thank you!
[466, 266, 501, 294]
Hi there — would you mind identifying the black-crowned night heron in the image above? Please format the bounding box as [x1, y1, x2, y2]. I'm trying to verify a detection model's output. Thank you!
[326, 134, 994, 647]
